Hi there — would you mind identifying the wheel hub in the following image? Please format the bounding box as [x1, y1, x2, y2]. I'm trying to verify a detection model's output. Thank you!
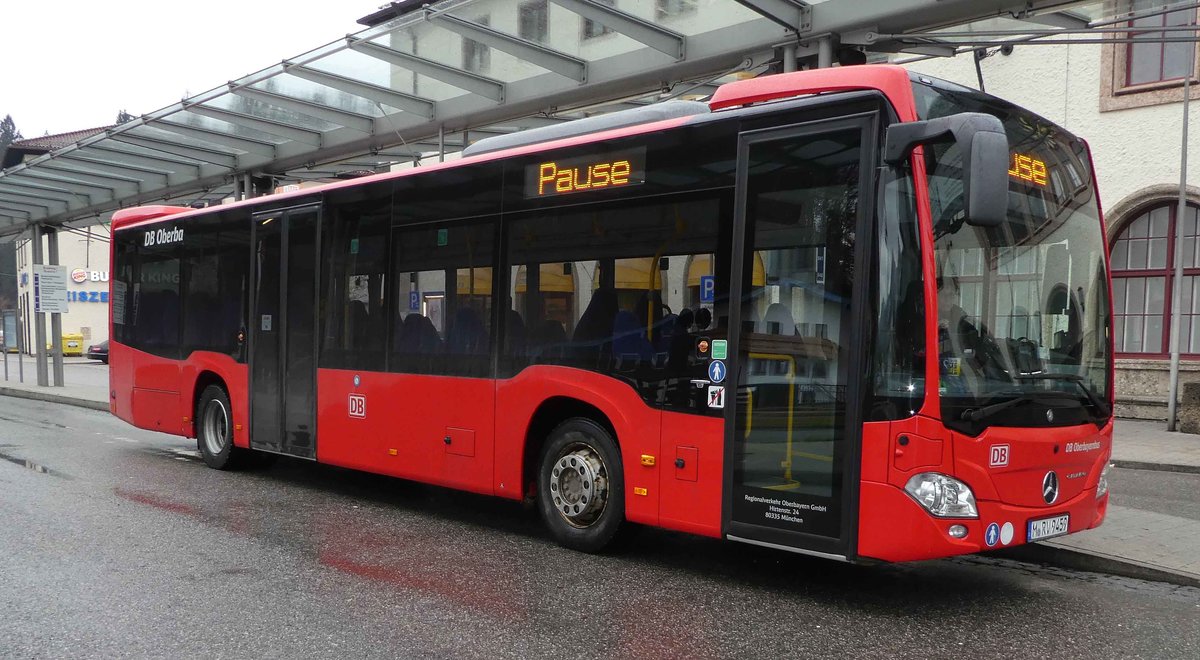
[549, 445, 608, 526]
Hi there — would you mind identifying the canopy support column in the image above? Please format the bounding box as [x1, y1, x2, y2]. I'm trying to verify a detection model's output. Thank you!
[817, 36, 834, 68]
[47, 227, 64, 387]
[30, 225, 48, 387]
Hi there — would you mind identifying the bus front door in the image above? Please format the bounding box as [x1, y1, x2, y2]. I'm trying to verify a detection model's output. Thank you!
[250, 205, 320, 459]
[724, 116, 875, 559]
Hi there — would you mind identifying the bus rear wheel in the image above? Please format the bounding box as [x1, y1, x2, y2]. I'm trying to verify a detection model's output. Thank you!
[196, 384, 242, 470]
[537, 418, 625, 552]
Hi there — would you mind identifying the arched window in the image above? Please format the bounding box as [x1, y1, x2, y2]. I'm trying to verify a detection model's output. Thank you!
[1111, 203, 1200, 356]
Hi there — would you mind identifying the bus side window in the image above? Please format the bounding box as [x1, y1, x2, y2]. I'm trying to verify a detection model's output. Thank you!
[320, 188, 391, 371]
[390, 219, 495, 378]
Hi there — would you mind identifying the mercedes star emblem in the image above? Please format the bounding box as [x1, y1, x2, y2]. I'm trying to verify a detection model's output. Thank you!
[1046, 408, 1055, 423]
[1042, 471, 1059, 504]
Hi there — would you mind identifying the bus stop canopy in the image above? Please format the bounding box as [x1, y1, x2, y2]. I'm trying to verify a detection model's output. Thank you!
[0, 0, 1121, 235]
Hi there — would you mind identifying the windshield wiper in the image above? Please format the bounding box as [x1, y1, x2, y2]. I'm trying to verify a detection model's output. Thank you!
[961, 394, 1040, 422]
[1014, 373, 1111, 418]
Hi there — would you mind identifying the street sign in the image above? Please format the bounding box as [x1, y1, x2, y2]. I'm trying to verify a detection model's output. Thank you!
[699, 275, 714, 302]
[33, 265, 68, 314]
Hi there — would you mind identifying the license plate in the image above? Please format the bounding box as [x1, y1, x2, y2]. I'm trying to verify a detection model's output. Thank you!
[1027, 514, 1070, 542]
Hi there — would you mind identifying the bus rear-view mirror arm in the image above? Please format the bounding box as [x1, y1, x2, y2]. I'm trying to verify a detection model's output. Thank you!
[883, 112, 1009, 227]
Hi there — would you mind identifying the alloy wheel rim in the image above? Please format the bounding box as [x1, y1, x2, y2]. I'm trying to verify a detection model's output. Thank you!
[549, 439, 608, 528]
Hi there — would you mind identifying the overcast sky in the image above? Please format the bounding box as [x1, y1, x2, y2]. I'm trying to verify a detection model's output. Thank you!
[1, 2, 379, 137]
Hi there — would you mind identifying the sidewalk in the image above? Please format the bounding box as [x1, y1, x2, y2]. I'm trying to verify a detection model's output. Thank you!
[0, 378, 1196, 586]
[999, 418, 1200, 588]
[0, 376, 108, 411]
[1110, 418, 1200, 473]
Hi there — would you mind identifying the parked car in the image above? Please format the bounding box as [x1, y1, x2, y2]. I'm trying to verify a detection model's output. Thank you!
[86, 340, 109, 364]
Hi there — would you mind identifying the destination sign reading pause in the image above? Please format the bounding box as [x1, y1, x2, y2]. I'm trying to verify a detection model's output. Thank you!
[525, 148, 646, 198]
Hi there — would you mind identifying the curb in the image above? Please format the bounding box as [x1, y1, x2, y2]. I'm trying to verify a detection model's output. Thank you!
[994, 543, 1200, 589]
[0, 386, 109, 412]
[1112, 459, 1200, 475]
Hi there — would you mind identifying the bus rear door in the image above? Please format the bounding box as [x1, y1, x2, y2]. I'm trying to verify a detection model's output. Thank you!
[249, 205, 321, 459]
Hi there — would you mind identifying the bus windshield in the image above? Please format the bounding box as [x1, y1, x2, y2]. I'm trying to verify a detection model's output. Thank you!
[912, 75, 1111, 432]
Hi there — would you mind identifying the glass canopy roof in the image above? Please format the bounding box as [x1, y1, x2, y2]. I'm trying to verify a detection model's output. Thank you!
[0, 0, 1173, 234]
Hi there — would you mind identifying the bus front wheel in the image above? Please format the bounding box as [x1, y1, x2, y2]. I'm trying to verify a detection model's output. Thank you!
[537, 418, 625, 552]
[196, 384, 242, 470]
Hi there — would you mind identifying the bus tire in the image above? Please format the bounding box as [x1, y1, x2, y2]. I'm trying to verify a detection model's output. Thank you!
[537, 417, 625, 552]
[196, 384, 242, 470]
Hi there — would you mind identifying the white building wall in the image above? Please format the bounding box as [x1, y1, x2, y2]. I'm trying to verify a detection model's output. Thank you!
[16, 226, 111, 353]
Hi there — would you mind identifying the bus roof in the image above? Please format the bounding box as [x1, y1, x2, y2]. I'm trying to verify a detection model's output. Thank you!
[112, 65, 919, 233]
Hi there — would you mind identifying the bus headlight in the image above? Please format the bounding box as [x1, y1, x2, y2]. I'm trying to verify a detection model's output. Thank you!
[904, 472, 979, 518]
[1097, 463, 1112, 499]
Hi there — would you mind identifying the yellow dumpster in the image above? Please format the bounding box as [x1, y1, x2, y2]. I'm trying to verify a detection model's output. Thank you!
[62, 333, 84, 357]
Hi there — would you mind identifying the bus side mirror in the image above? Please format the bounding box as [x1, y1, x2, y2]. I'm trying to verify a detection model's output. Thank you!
[884, 112, 1009, 227]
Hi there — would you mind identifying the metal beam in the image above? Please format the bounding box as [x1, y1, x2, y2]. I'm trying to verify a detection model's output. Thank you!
[78, 144, 203, 175]
[18, 170, 119, 195]
[0, 194, 63, 212]
[232, 86, 376, 133]
[549, 0, 686, 59]
[0, 180, 92, 204]
[733, 0, 812, 33]
[53, 155, 171, 187]
[1019, 11, 1090, 30]
[430, 12, 588, 82]
[0, 205, 33, 217]
[149, 121, 278, 158]
[2, 173, 107, 198]
[38, 161, 144, 188]
[109, 133, 239, 169]
[285, 65, 436, 118]
[185, 104, 324, 147]
[347, 37, 506, 102]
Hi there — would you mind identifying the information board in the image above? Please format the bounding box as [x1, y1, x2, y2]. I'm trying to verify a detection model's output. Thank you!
[33, 264, 69, 314]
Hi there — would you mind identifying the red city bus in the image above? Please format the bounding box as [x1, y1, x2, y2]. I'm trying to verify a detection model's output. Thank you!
[109, 65, 1113, 562]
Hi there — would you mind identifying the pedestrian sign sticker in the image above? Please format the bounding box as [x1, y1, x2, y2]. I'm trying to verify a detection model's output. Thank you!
[985, 522, 1000, 547]
[712, 339, 727, 360]
[699, 275, 715, 302]
[708, 360, 726, 383]
[707, 385, 725, 409]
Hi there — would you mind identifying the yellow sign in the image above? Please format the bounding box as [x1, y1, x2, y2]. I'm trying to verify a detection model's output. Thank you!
[1009, 153, 1048, 187]
[525, 148, 645, 198]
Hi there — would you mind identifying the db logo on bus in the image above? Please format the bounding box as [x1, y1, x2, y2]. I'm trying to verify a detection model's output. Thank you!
[348, 393, 366, 419]
[989, 444, 1010, 468]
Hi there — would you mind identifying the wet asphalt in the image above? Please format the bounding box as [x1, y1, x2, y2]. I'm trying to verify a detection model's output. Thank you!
[1, 397, 1198, 659]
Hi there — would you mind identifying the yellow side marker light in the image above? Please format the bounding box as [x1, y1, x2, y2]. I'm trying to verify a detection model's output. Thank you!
[634, 487, 648, 496]
[640, 454, 656, 467]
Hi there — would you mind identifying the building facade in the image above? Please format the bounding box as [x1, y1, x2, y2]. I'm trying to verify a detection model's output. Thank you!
[15, 226, 111, 354]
